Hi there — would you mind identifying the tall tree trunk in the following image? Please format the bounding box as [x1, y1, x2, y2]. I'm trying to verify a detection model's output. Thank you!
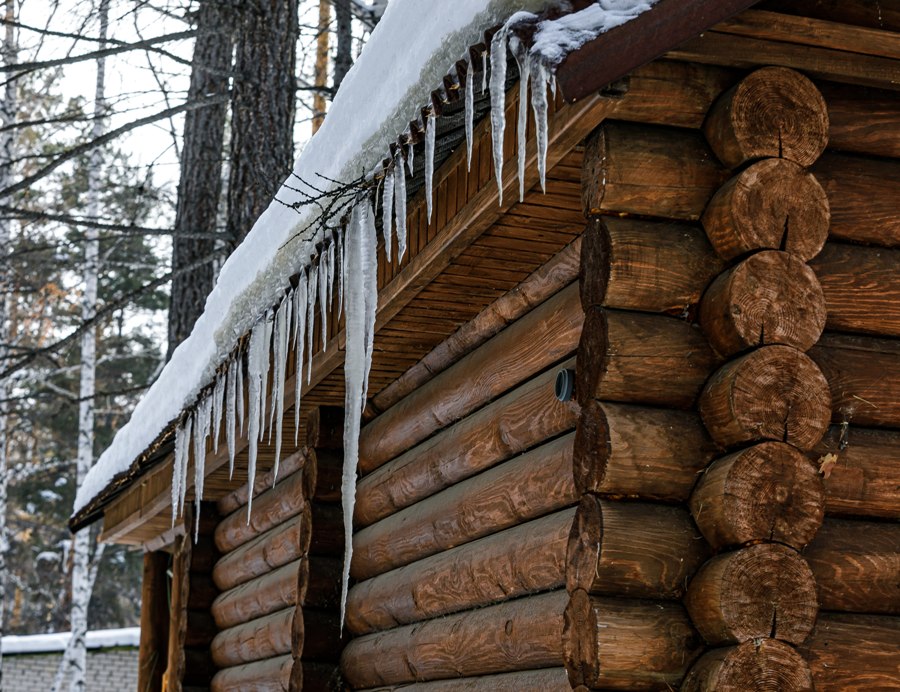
[312, 0, 331, 134]
[333, 0, 352, 92]
[226, 0, 298, 248]
[0, 0, 17, 685]
[53, 2, 109, 690]
[166, 0, 236, 360]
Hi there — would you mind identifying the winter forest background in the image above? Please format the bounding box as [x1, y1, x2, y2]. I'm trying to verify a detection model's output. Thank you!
[0, 0, 380, 650]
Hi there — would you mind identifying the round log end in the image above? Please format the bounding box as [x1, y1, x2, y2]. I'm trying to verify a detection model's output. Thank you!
[580, 217, 612, 310]
[572, 400, 610, 494]
[699, 345, 832, 451]
[690, 442, 825, 550]
[575, 307, 609, 409]
[701, 158, 830, 262]
[682, 639, 814, 691]
[566, 494, 604, 594]
[704, 67, 829, 168]
[685, 543, 818, 646]
[700, 250, 826, 357]
[563, 589, 599, 688]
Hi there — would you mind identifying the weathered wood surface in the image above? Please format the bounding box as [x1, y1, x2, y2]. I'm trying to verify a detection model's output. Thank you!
[359, 282, 583, 474]
[812, 152, 900, 247]
[212, 558, 300, 629]
[164, 527, 191, 692]
[212, 512, 307, 591]
[799, 613, 900, 691]
[567, 495, 707, 598]
[809, 243, 900, 338]
[217, 450, 306, 515]
[803, 518, 900, 614]
[563, 589, 703, 689]
[577, 308, 720, 409]
[684, 544, 818, 646]
[812, 425, 900, 519]
[582, 121, 729, 220]
[341, 590, 568, 688]
[700, 345, 832, 450]
[138, 551, 169, 692]
[700, 250, 826, 356]
[372, 238, 581, 413]
[356, 359, 577, 528]
[809, 333, 900, 428]
[211, 606, 293, 668]
[574, 401, 720, 500]
[210, 654, 291, 692]
[703, 66, 828, 168]
[756, 0, 900, 33]
[689, 442, 824, 550]
[354, 668, 571, 691]
[682, 639, 814, 692]
[701, 158, 830, 262]
[214, 468, 305, 553]
[348, 508, 573, 635]
[580, 216, 725, 315]
[819, 81, 900, 158]
[351, 433, 576, 580]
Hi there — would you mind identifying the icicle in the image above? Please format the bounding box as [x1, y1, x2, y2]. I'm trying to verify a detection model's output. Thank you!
[260, 314, 273, 442]
[406, 139, 414, 174]
[425, 112, 436, 224]
[179, 415, 192, 518]
[465, 66, 474, 171]
[481, 50, 488, 94]
[327, 236, 336, 315]
[394, 150, 408, 261]
[340, 197, 379, 629]
[489, 27, 509, 203]
[306, 262, 318, 382]
[318, 252, 329, 350]
[193, 396, 212, 542]
[293, 270, 308, 445]
[363, 202, 378, 390]
[212, 371, 225, 455]
[246, 321, 267, 521]
[225, 357, 237, 479]
[337, 227, 344, 321]
[514, 40, 531, 203]
[272, 296, 290, 480]
[171, 418, 187, 526]
[531, 60, 550, 192]
[236, 351, 245, 436]
[382, 167, 394, 263]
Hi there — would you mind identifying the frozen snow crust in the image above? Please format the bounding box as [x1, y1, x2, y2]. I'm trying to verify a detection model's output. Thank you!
[2, 628, 140, 655]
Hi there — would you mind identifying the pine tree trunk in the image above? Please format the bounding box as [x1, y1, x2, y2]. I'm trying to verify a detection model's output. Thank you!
[312, 0, 331, 133]
[166, 0, 236, 360]
[333, 0, 352, 91]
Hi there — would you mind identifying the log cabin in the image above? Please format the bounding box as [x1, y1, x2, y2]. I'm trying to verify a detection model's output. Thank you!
[70, 0, 900, 690]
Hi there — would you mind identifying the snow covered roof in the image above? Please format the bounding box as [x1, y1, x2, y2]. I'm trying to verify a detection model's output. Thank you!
[2, 627, 140, 655]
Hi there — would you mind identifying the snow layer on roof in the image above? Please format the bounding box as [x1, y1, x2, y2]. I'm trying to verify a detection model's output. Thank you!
[2, 627, 140, 654]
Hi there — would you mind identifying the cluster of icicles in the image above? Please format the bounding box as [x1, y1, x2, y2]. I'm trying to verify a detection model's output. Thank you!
[170, 12, 555, 624]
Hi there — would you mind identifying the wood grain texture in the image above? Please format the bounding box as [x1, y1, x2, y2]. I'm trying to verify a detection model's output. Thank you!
[216, 450, 306, 516]
[351, 433, 577, 580]
[684, 544, 818, 646]
[574, 400, 720, 500]
[682, 639, 814, 691]
[819, 81, 900, 158]
[809, 242, 900, 338]
[211, 607, 294, 668]
[580, 216, 725, 315]
[803, 518, 900, 614]
[699, 345, 832, 450]
[755, 0, 900, 33]
[700, 250, 826, 357]
[563, 589, 703, 689]
[211, 558, 300, 629]
[164, 524, 191, 692]
[210, 654, 292, 692]
[701, 158, 830, 262]
[347, 508, 573, 635]
[356, 359, 577, 528]
[340, 590, 568, 688]
[138, 552, 169, 692]
[353, 668, 571, 691]
[689, 442, 825, 550]
[566, 495, 707, 599]
[703, 66, 828, 168]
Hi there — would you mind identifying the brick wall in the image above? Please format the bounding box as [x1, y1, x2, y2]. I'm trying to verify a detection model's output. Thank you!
[4, 647, 138, 691]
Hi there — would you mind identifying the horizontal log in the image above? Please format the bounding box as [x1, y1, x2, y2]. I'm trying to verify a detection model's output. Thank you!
[210, 654, 292, 692]
[812, 152, 900, 247]
[809, 242, 900, 338]
[577, 308, 720, 410]
[355, 668, 571, 691]
[689, 442, 825, 550]
[809, 332, 900, 428]
[217, 450, 306, 516]
[372, 237, 581, 412]
[755, 0, 900, 32]
[700, 345, 832, 450]
[341, 590, 568, 688]
[580, 216, 725, 315]
[359, 282, 584, 473]
[682, 639, 813, 691]
[563, 589, 704, 689]
[212, 510, 308, 591]
[304, 447, 341, 503]
[803, 518, 900, 614]
[700, 158, 830, 262]
[215, 468, 305, 553]
[812, 425, 900, 519]
[211, 606, 293, 668]
[582, 120, 730, 220]
[574, 401, 720, 500]
[799, 612, 900, 691]
[703, 66, 829, 168]
[818, 81, 900, 158]
[567, 495, 708, 599]
[356, 359, 577, 528]
[347, 508, 573, 635]
[700, 250, 826, 357]
[351, 433, 576, 580]
[212, 558, 300, 630]
[684, 543, 818, 646]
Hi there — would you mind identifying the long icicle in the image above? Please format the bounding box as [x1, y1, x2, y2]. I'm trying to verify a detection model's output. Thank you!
[318, 250, 329, 350]
[394, 149, 407, 261]
[382, 166, 394, 263]
[272, 295, 290, 480]
[236, 348, 245, 436]
[514, 39, 531, 203]
[489, 26, 509, 203]
[293, 269, 308, 446]
[171, 418, 187, 526]
[178, 415, 192, 518]
[193, 396, 211, 542]
[225, 357, 237, 478]
[306, 261, 318, 382]
[336, 227, 344, 321]
[531, 59, 550, 192]
[425, 111, 436, 224]
[212, 370, 224, 455]
[246, 320, 266, 521]
[465, 65, 474, 171]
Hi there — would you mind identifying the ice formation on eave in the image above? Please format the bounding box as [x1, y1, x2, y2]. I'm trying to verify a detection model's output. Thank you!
[75, 0, 660, 626]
